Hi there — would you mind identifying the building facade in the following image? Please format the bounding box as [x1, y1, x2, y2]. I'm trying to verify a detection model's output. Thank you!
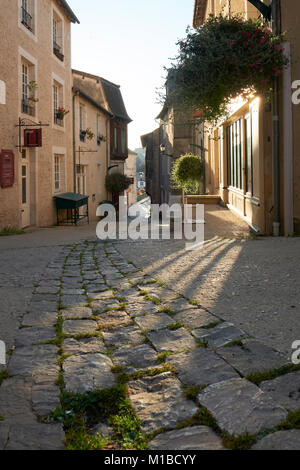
[193, 0, 300, 235]
[72, 70, 132, 214]
[0, 0, 79, 229]
[125, 149, 137, 207]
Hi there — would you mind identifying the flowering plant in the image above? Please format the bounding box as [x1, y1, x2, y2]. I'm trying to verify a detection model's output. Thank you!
[105, 173, 131, 194]
[56, 107, 69, 117]
[167, 14, 288, 123]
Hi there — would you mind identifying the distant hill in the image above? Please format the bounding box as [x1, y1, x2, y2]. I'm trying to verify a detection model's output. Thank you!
[134, 148, 145, 173]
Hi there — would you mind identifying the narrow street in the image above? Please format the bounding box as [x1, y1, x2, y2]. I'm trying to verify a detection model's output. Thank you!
[1, 207, 300, 450]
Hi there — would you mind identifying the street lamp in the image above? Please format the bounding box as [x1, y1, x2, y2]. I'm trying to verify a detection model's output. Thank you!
[160, 144, 175, 158]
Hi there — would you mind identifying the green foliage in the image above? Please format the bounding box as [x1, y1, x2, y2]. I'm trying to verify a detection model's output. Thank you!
[0, 226, 25, 237]
[105, 173, 131, 194]
[167, 14, 288, 123]
[0, 370, 9, 386]
[171, 153, 203, 193]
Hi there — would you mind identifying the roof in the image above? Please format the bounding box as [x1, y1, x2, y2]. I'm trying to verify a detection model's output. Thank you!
[53, 193, 88, 202]
[193, 0, 208, 27]
[72, 70, 132, 123]
[55, 0, 80, 24]
[73, 86, 113, 118]
[156, 102, 169, 120]
[101, 78, 132, 123]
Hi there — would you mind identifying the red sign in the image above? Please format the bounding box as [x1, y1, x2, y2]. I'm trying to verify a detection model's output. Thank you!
[24, 128, 42, 147]
[0, 150, 14, 188]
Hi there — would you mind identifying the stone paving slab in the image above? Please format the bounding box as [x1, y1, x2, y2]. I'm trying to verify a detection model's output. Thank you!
[0, 422, 10, 450]
[149, 426, 226, 450]
[61, 306, 93, 320]
[0, 377, 33, 419]
[198, 378, 287, 436]
[26, 300, 58, 314]
[168, 349, 239, 386]
[22, 311, 58, 327]
[128, 372, 198, 433]
[102, 325, 144, 346]
[61, 289, 85, 295]
[4, 420, 65, 450]
[147, 328, 196, 353]
[252, 430, 300, 450]
[217, 339, 289, 376]
[63, 354, 116, 394]
[63, 320, 98, 336]
[173, 309, 218, 330]
[97, 310, 130, 329]
[126, 301, 159, 317]
[160, 298, 195, 313]
[192, 322, 248, 349]
[60, 295, 87, 308]
[32, 384, 61, 416]
[134, 312, 174, 331]
[92, 299, 120, 314]
[15, 326, 56, 347]
[8, 345, 58, 377]
[113, 344, 158, 369]
[63, 337, 107, 355]
[260, 371, 300, 411]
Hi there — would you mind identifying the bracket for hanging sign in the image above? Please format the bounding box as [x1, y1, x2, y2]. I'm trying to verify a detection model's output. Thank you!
[247, 0, 272, 21]
[15, 118, 49, 153]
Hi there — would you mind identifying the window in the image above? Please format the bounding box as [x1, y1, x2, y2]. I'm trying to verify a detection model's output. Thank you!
[245, 114, 253, 194]
[227, 118, 243, 190]
[22, 165, 27, 204]
[79, 105, 86, 141]
[111, 120, 128, 160]
[53, 82, 64, 126]
[21, 0, 34, 33]
[76, 165, 87, 195]
[21, 61, 35, 116]
[53, 14, 64, 61]
[54, 154, 65, 193]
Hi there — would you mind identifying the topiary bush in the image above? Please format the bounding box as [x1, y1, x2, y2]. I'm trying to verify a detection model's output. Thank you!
[167, 14, 288, 123]
[171, 153, 203, 194]
[105, 173, 131, 194]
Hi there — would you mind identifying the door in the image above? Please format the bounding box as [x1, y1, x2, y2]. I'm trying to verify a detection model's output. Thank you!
[21, 150, 30, 227]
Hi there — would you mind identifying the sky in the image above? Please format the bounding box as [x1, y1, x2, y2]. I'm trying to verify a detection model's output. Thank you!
[68, 0, 195, 150]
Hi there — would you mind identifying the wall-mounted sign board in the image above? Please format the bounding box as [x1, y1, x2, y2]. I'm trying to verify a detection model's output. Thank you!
[0, 150, 14, 188]
[24, 128, 42, 147]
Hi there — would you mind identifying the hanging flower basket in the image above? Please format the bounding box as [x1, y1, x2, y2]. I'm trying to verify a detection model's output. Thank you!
[105, 173, 131, 194]
[167, 14, 288, 123]
[171, 153, 203, 194]
[56, 107, 69, 119]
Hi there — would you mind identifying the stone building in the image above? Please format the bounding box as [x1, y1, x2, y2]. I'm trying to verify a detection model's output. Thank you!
[193, 0, 300, 235]
[125, 149, 137, 207]
[72, 70, 132, 217]
[0, 0, 79, 229]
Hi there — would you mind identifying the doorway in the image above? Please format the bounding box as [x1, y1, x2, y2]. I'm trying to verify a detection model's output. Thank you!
[21, 150, 30, 227]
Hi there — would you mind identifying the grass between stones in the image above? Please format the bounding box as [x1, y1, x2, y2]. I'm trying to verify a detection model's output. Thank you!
[0, 226, 25, 236]
[0, 370, 9, 386]
[47, 386, 148, 450]
[276, 410, 300, 431]
[246, 363, 300, 385]
[168, 322, 184, 331]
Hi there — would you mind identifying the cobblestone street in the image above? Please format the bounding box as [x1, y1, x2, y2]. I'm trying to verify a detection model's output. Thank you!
[1, 229, 300, 450]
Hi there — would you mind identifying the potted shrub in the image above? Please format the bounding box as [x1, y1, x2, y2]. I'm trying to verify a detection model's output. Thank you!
[80, 128, 95, 141]
[171, 153, 203, 194]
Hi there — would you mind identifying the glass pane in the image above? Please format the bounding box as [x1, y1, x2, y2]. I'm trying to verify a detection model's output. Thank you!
[245, 116, 253, 193]
[22, 177, 26, 204]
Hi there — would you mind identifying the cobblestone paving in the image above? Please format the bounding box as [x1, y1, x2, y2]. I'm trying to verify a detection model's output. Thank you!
[0, 241, 299, 450]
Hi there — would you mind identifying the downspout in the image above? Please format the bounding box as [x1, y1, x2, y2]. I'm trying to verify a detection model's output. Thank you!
[272, 0, 280, 236]
[72, 89, 80, 193]
[105, 114, 115, 199]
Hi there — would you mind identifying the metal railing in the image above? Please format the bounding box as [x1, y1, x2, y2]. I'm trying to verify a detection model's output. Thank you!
[21, 99, 35, 117]
[53, 41, 64, 62]
[21, 6, 33, 32]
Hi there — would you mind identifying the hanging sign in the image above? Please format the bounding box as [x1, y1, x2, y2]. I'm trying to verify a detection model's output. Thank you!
[24, 128, 42, 147]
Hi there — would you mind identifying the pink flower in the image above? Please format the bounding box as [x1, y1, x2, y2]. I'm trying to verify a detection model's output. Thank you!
[260, 38, 266, 44]
[274, 44, 281, 52]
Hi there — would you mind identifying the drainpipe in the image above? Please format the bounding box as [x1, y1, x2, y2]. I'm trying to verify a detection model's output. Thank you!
[272, 0, 280, 236]
[72, 88, 80, 193]
[105, 114, 115, 199]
